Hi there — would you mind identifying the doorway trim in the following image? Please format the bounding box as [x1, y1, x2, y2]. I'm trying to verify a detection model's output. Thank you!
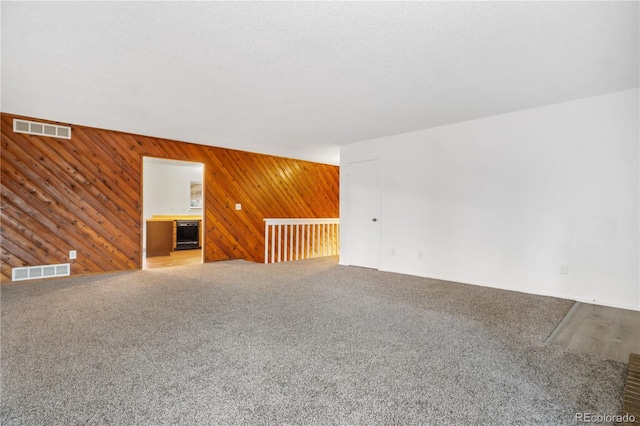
[141, 156, 205, 269]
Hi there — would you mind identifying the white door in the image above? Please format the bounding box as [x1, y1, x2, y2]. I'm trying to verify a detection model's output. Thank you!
[347, 160, 379, 269]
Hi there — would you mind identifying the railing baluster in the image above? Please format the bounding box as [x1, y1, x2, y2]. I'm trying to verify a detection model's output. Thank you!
[284, 225, 288, 262]
[289, 224, 293, 261]
[326, 224, 329, 256]
[323, 223, 326, 256]
[264, 224, 269, 263]
[323, 223, 327, 256]
[333, 224, 337, 255]
[277, 224, 282, 263]
[330, 223, 334, 255]
[271, 225, 275, 263]
[295, 225, 299, 260]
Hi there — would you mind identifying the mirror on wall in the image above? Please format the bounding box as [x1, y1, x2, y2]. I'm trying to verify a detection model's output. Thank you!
[190, 181, 203, 210]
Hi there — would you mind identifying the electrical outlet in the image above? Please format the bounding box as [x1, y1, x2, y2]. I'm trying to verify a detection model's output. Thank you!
[418, 251, 424, 259]
[559, 264, 568, 275]
[69, 250, 77, 260]
[235, 204, 242, 210]
[391, 248, 396, 256]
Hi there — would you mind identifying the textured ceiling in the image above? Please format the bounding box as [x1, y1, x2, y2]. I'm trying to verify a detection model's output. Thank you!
[2, 1, 638, 165]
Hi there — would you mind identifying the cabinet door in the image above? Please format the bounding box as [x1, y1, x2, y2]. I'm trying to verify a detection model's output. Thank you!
[146, 221, 174, 257]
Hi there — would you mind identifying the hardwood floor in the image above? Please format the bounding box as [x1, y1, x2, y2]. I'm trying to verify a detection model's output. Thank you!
[546, 302, 640, 363]
[143, 249, 202, 269]
[624, 353, 640, 424]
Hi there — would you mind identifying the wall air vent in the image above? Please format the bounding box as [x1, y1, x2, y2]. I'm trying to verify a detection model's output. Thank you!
[13, 119, 71, 139]
[12, 263, 70, 282]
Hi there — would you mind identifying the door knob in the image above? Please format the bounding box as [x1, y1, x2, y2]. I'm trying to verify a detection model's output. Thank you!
[372, 218, 377, 222]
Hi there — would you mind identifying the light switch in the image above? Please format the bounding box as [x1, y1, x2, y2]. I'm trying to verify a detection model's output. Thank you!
[235, 204, 242, 211]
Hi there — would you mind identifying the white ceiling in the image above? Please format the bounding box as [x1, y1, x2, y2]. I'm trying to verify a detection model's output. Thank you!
[2, 1, 638, 165]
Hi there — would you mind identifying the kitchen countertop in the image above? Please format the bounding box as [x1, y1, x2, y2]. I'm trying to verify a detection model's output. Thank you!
[146, 215, 202, 222]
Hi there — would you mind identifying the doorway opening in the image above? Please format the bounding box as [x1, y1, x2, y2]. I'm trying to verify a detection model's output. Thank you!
[142, 157, 205, 270]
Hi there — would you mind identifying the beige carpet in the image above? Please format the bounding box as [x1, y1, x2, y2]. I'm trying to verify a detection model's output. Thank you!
[1, 257, 626, 424]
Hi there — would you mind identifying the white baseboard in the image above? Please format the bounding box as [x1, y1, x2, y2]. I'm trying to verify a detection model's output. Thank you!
[376, 267, 640, 312]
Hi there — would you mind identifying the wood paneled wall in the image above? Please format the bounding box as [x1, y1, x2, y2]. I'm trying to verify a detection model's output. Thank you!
[0, 113, 339, 281]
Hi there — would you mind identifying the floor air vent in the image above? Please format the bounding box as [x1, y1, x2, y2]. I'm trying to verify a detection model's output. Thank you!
[13, 119, 71, 139]
[12, 264, 70, 282]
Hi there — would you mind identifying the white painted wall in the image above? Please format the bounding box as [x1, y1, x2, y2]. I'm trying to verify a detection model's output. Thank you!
[143, 158, 204, 219]
[341, 88, 639, 310]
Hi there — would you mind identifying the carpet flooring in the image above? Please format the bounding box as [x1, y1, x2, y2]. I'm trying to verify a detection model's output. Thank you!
[1, 257, 626, 425]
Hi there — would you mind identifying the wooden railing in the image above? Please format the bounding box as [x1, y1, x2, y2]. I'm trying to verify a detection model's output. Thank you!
[264, 218, 340, 264]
